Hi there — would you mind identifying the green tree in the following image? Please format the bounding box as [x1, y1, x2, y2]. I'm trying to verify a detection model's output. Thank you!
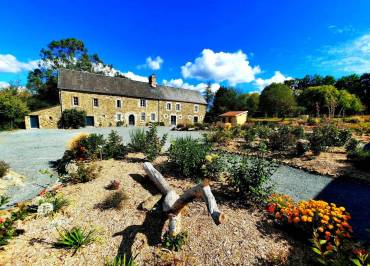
[207, 87, 238, 121]
[202, 82, 214, 110]
[337, 90, 364, 116]
[259, 83, 296, 117]
[0, 89, 29, 129]
[27, 38, 113, 106]
[237, 93, 260, 116]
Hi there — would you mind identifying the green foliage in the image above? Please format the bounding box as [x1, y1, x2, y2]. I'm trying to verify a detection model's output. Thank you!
[345, 138, 360, 152]
[307, 117, 319, 126]
[291, 126, 305, 139]
[0, 161, 10, 178]
[129, 128, 146, 152]
[0, 88, 29, 129]
[39, 193, 69, 213]
[0, 207, 29, 246]
[309, 127, 327, 155]
[204, 129, 233, 144]
[55, 227, 95, 254]
[58, 109, 86, 129]
[168, 137, 211, 178]
[144, 124, 167, 161]
[103, 131, 127, 160]
[162, 231, 188, 251]
[0, 195, 10, 208]
[259, 83, 296, 117]
[105, 254, 137, 266]
[244, 127, 257, 142]
[227, 154, 276, 203]
[79, 133, 105, 159]
[68, 163, 101, 183]
[296, 140, 310, 156]
[201, 153, 225, 180]
[348, 148, 370, 170]
[268, 126, 297, 151]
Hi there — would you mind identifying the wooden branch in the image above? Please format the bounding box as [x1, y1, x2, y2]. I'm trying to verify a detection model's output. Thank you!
[143, 162, 225, 236]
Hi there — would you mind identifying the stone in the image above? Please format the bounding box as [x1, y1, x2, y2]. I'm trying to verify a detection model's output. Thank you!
[37, 202, 54, 216]
[140, 194, 162, 211]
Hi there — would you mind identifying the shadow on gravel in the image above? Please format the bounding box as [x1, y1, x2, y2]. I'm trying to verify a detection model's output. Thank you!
[314, 177, 370, 240]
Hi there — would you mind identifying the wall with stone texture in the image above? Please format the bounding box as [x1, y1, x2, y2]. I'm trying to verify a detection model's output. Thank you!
[25, 105, 62, 129]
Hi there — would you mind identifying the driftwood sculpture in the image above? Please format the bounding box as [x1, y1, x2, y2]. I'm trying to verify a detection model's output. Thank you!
[143, 162, 225, 236]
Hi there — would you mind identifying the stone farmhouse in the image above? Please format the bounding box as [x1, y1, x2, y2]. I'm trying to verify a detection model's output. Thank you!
[25, 69, 207, 129]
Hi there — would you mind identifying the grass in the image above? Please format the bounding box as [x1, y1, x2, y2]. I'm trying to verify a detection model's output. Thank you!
[105, 254, 137, 266]
[55, 227, 95, 255]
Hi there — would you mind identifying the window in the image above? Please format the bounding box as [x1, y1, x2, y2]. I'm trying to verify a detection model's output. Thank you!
[175, 103, 181, 111]
[193, 116, 199, 123]
[150, 113, 156, 122]
[166, 102, 172, 111]
[194, 104, 199, 113]
[72, 96, 79, 106]
[140, 99, 146, 107]
[116, 99, 122, 108]
[93, 98, 99, 107]
[116, 113, 122, 121]
[141, 112, 146, 121]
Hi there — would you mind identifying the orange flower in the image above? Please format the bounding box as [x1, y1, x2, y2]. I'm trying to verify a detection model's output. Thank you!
[318, 227, 324, 233]
[293, 217, 300, 223]
[0, 217, 5, 223]
[301, 215, 308, 222]
[275, 212, 281, 219]
[328, 224, 334, 230]
[325, 231, 331, 237]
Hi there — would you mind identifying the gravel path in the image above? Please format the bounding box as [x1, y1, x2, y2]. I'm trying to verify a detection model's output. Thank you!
[0, 128, 369, 238]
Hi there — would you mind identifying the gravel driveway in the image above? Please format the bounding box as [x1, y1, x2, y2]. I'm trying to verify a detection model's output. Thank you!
[0, 127, 369, 238]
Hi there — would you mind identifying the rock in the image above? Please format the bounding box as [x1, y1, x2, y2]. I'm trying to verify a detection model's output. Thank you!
[0, 170, 25, 193]
[37, 202, 54, 216]
[140, 194, 162, 211]
[188, 128, 196, 131]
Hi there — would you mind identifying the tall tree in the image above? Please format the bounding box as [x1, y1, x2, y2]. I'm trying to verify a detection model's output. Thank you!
[259, 83, 296, 117]
[27, 38, 113, 106]
[0, 87, 29, 129]
[207, 87, 238, 121]
[237, 93, 260, 116]
[202, 82, 215, 110]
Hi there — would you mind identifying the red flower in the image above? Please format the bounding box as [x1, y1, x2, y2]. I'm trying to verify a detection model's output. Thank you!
[0, 217, 5, 223]
[38, 188, 48, 196]
[266, 203, 276, 213]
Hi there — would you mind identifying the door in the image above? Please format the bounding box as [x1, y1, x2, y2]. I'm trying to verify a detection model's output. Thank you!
[128, 114, 135, 126]
[30, 115, 39, 128]
[193, 116, 199, 123]
[170, 115, 177, 126]
[85, 116, 95, 127]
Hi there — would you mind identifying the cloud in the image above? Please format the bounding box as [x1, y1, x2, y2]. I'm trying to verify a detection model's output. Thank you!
[254, 71, 292, 91]
[146, 56, 163, 70]
[163, 78, 220, 93]
[0, 54, 38, 73]
[328, 25, 356, 35]
[0, 81, 10, 88]
[123, 71, 148, 82]
[314, 33, 370, 73]
[181, 49, 261, 85]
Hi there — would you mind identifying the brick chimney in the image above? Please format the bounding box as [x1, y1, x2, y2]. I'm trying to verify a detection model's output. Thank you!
[149, 74, 157, 88]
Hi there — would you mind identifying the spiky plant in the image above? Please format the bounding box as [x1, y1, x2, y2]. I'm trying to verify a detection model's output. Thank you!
[55, 227, 95, 255]
[105, 254, 137, 266]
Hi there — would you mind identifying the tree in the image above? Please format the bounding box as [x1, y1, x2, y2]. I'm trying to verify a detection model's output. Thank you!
[202, 82, 214, 110]
[337, 90, 364, 116]
[207, 87, 238, 121]
[359, 73, 370, 112]
[0, 88, 29, 129]
[259, 83, 296, 117]
[27, 38, 114, 106]
[237, 93, 259, 116]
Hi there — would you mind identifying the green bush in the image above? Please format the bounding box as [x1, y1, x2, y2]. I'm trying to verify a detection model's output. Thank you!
[129, 128, 146, 152]
[58, 109, 86, 129]
[0, 206, 29, 246]
[227, 154, 276, 203]
[307, 117, 318, 126]
[309, 128, 326, 155]
[201, 153, 225, 180]
[168, 137, 211, 178]
[348, 148, 370, 170]
[291, 126, 305, 139]
[79, 133, 106, 159]
[144, 124, 167, 161]
[254, 125, 273, 139]
[162, 231, 188, 251]
[345, 138, 360, 152]
[67, 163, 101, 183]
[103, 131, 127, 160]
[244, 127, 257, 142]
[337, 129, 352, 146]
[0, 160, 10, 178]
[105, 254, 137, 266]
[268, 126, 296, 151]
[204, 130, 233, 144]
[55, 227, 95, 253]
[296, 140, 310, 156]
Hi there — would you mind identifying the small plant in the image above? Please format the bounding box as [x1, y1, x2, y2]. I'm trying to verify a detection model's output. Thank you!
[0, 195, 10, 208]
[268, 126, 296, 151]
[58, 109, 86, 129]
[201, 153, 225, 180]
[39, 193, 69, 213]
[309, 127, 327, 155]
[98, 190, 128, 210]
[296, 139, 310, 156]
[105, 254, 137, 266]
[68, 163, 101, 183]
[144, 124, 167, 161]
[0, 160, 10, 178]
[345, 138, 360, 152]
[162, 231, 188, 251]
[103, 130, 127, 160]
[106, 180, 121, 190]
[348, 148, 370, 170]
[55, 227, 95, 254]
[168, 137, 211, 179]
[0, 207, 29, 246]
[244, 127, 257, 142]
[129, 128, 146, 152]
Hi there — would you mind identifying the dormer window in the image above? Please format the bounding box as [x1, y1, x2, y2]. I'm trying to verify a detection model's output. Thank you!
[140, 99, 147, 107]
[116, 99, 122, 108]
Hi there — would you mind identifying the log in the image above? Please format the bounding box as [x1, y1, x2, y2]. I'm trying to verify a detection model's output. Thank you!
[143, 162, 225, 236]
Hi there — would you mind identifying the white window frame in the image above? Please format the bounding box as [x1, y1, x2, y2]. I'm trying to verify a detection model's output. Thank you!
[116, 99, 122, 108]
[166, 102, 172, 111]
[194, 104, 199, 113]
[93, 98, 99, 108]
[72, 96, 79, 106]
[116, 112, 123, 122]
[139, 99, 147, 107]
[141, 112, 146, 121]
[175, 103, 181, 112]
[150, 112, 156, 122]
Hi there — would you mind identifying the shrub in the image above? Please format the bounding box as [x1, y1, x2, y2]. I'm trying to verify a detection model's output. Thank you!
[204, 130, 233, 144]
[223, 122, 232, 130]
[343, 116, 362, 123]
[79, 134, 106, 159]
[307, 117, 319, 126]
[116, 121, 124, 127]
[58, 109, 86, 129]
[0, 206, 29, 246]
[345, 138, 360, 152]
[291, 126, 305, 139]
[254, 125, 273, 139]
[162, 231, 188, 251]
[168, 137, 211, 178]
[105, 254, 137, 266]
[296, 140, 310, 156]
[0, 195, 10, 208]
[244, 127, 257, 142]
[266, 194, 352, 245]
[231, 125, 243, 137]
[310, 125, 352, 155]
[201, 153, 225, 180]
[337, 129, 352, 146]
[98, 190, 128, 210]
[268, 126, 296, 151]
[106, 180, 121, 190]
[129, 128, 146, 152]
[103, 131, 127, 160]
[144, 124, 167, 161]
[38, 193, 69, 213]
[68, 163, 101, 183]
[227, 154, 276, 203]
[309, 127, 327, 155]
[348, 148, 370, 170]
[55, 227, 95, 254]
[0, 160, 10, 178]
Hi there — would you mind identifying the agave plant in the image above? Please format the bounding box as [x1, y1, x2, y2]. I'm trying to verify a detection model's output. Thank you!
[55, 227, 95, 255]
[105, 254, 137, 266]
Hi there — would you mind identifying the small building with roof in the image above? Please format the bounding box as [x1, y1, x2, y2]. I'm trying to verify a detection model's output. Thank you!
[219, 111, 248, 126]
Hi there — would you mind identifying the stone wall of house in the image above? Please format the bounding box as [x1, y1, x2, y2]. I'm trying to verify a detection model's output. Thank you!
[60, 90, 206, 127]
[25, 105, 62, 129]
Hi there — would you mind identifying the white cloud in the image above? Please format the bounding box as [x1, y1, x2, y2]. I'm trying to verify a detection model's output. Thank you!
[181, 49, 261, 85]
[123, 71, 148, 82]
[328, 25, 356, 35]
[163, 78, 220, 93]
[315, 33, 370, 73]
[0, 81, 10, 88]
[0, 54, 38, 73]
[254, 71, 292, 91]
[145, 56, 163, 70]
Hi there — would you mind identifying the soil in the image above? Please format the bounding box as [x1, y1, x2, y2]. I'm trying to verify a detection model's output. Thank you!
[0, 154, 309, 265]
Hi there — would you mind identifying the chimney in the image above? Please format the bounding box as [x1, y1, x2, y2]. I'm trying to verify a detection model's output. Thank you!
[149, 74, 157, 88]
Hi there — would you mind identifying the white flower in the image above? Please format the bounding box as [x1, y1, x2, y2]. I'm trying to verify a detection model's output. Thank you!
[37, 202, 54, 216]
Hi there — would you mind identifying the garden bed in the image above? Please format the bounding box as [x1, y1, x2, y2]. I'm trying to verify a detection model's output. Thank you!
[0, 154, 309, 265]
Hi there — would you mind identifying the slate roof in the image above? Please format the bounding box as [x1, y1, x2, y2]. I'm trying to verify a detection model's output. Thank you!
[57, 69, 207, 105]
[219, 111, 248, 117]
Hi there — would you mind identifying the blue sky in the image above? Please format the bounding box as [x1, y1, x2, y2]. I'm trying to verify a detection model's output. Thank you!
[0, 0, 370, 93]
